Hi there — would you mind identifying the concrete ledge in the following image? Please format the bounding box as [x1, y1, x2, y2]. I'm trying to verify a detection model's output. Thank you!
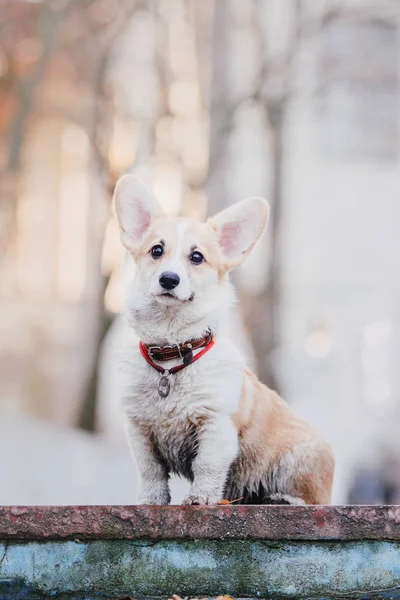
[1, 504, 400, 541]
[1, 506, 400, 599]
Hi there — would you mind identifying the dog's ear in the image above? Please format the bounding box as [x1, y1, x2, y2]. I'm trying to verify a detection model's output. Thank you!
[114, 175, 164, 251]
[208, 198, 269, 270]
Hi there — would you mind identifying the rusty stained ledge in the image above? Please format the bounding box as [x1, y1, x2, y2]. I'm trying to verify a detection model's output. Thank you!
[0, 505, 399, 542]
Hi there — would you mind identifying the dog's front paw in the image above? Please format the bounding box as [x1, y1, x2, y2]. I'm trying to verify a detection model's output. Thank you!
[182, 493, 221, 506]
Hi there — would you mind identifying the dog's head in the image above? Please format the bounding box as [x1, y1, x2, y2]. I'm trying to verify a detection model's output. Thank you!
[114, 175, 269, 338]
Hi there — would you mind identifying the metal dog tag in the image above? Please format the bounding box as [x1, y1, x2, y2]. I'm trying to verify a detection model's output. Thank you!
[158, 371, 171, 398]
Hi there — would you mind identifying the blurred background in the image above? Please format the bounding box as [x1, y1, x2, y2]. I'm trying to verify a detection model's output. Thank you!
[0, 0, 399, 505]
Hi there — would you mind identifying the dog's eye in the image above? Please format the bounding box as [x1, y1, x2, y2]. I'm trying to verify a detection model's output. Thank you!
[190, 251, 204, 264]
[150, 245, 164, 259]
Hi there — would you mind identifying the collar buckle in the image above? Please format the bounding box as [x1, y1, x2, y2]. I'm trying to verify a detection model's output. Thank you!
[147, 345, 161, 358]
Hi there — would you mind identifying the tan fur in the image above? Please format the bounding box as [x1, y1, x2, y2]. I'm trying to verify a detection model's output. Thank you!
[232, 368, 334, 503]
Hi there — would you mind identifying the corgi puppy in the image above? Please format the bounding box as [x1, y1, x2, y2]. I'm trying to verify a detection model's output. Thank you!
[114, 175, 334, 505]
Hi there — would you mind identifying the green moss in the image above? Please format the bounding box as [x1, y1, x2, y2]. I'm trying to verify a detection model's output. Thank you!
[2, 539, 400, 599]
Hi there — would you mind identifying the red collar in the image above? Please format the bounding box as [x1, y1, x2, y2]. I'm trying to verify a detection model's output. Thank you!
[139, 336, 215, 376]
[142, 332, 213, 362]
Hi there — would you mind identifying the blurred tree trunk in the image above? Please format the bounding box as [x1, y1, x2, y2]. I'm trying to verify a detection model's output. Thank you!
[78, 4, 141, 431]
[207, 0, 282, 389]
[243, 101, 284, 390]
[0, 5, 62, 258]
[206, 0, 230, 211]
[207, 0, 302, 390]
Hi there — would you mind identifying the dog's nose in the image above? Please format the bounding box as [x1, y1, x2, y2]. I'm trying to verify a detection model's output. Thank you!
[159, 272, 180, 290]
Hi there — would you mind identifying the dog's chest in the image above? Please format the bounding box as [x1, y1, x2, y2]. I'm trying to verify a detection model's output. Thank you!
[151, 410, 202, 479]
[140, 374, 214, 424]
[126, 346, 233, 421]
[132, 371, 214, 478]
[122, 342, 243, 476]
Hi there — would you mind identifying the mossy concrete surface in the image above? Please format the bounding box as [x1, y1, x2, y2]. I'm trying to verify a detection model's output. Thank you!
[1, 539, 400, 599]
[1, 506, 400, 599]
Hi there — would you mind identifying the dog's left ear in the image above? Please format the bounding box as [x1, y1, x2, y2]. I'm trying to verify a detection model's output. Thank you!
[114, 175, 164, 252]
[208, 197, 269, 270]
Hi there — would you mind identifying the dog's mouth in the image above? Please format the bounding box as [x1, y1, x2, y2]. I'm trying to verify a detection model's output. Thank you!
[157, 292, 195, 303]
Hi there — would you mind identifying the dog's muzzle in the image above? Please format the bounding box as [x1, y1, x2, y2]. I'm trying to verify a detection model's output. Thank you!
[159, 272, 180, 290]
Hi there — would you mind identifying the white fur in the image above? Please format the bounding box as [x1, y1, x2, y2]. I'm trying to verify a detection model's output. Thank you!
[142, 221, 193, 304]
[120, 283, 244, 504]
[114, 175, 269, 504]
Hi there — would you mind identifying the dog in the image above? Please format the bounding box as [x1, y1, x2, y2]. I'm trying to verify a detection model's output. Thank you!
[114, 175, 334, 505]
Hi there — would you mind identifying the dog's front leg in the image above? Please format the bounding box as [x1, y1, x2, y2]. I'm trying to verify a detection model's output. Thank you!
[126, 421, 170, 505]
[182, 416, 238, 506]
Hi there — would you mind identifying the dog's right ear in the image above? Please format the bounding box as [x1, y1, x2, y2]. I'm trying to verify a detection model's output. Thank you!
[114, 175, 164, 252]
